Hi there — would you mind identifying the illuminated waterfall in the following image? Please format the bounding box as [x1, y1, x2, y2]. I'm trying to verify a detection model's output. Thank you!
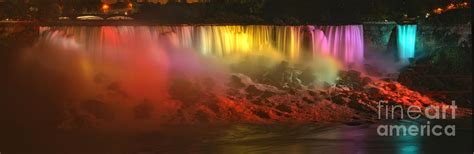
[397, 25, 417, 63]
[308, 26, 329, 57]
[319, 25, 365, 64]
[40, 25, 365, 65]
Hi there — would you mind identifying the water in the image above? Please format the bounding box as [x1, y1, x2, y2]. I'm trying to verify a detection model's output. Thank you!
[40, 25, 365, 65]
[6, 25, 469, 153]
[3, 122, 471, 153]
[397, 25, 417, 64]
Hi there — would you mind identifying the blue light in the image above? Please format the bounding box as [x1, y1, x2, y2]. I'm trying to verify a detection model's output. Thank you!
[397, 25, 417, 64]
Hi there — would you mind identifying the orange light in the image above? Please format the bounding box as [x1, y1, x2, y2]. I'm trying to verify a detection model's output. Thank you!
[433, 8, 443, 14]
[447, 3, 455, 10]
[128, 3, 133, 8]
[102, 4, 110, 10]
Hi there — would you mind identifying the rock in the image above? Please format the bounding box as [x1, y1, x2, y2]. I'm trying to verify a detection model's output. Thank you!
[260, 91, 275, 99]
[276, 104, 293, 113]
[134, 100, 154, 120]
[331, 94, 350, 105]
[367, 87, 381, 96]
[321, 82, 332, 89]
[246, 85, 263, 96]
[169, 77, 205, 105]
[253, 110, 271, 119]
[195, 110, 210, 122]
[80, 99, 109, 120]
[107, 81, 128, 97]
[307, 90, 318, 97]
[303, 96, 315, 104]
[299, 67, 316, 85]
[230, 74, 246, 88]
[347, 70, 361, 79]
[364, 64, 384, 77]
[207, 103, 220, 113]
[362, 77, 372, 86]
[338, 85, 351, 91]
[386, 83, 398, 91]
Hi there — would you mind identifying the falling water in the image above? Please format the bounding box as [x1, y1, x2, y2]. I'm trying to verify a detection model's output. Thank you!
[40, 25, 365, 65]
[318, 25, 365, 65]
[397, 25, 417, 64]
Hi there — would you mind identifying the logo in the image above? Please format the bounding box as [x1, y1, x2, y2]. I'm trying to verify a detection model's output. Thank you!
[376, 100, 457, 136]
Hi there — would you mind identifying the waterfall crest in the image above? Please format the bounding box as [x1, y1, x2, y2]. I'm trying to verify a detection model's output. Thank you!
[40, 25, 365, 65]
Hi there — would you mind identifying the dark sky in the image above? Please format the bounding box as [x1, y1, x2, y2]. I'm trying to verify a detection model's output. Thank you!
[102, 0, 205, 4]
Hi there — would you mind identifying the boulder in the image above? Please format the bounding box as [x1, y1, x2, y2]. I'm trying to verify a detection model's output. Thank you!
[276, 104, 293, 113]
[133, 100, 154, 120]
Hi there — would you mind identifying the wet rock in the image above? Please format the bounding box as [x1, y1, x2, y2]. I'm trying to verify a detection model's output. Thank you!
[107, 82, 128, 97]
[230, 74, 246, 88]
[367, 87, 381, 96]
[303, 96, 315, 104]
[321, 82, 332, 89]
[337, 70, 366, 90]
[246, 85, 263, 96]
[259, 91, 275, 100]
[337, 85, 351, 91]
[80, 99, 109, 120]
[276, 104, 293, 113]
[195, 110, 210, 122]
[347, 100, 375, 113]
[364, 64, 384, 77]
[299, 67, 316, 85]
[347, 70, 361, 79]
[169, 77, 205, 105]
[134, 100, 154, 120]
[307, 90, 318, 97]
[362, 77, 372, 86]
[253, 110, 271, 119]
[386, 83, 398, 91]
[207, 102, 220, 113]
[331, 94, 350, 105]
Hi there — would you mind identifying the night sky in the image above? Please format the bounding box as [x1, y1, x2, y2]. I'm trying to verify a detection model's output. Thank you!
[102, 0, 206, 4]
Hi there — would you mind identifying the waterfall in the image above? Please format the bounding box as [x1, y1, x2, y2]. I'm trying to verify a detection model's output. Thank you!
[397, 25, 417, 64]
[40, 25, 365, 65]
[319, 25, 365, 65]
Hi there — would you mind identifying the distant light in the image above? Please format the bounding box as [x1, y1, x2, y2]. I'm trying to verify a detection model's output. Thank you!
[433, 8, 443, 14]
[128, 3, 133, 9]
[107, 16, 134, 20]
[124, 12, 128, 16]
[77, 16, 104, 20]
[102, 4, 110, 10]
[447, 3, 456, 10]
[432, 2, 470, 15]
[425, 13, 430, 18]
[384, 19, 388, 22]
[58, 16, 70, 20]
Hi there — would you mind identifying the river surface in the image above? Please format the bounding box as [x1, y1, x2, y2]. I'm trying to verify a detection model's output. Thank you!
[3, 120, 471, 154]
